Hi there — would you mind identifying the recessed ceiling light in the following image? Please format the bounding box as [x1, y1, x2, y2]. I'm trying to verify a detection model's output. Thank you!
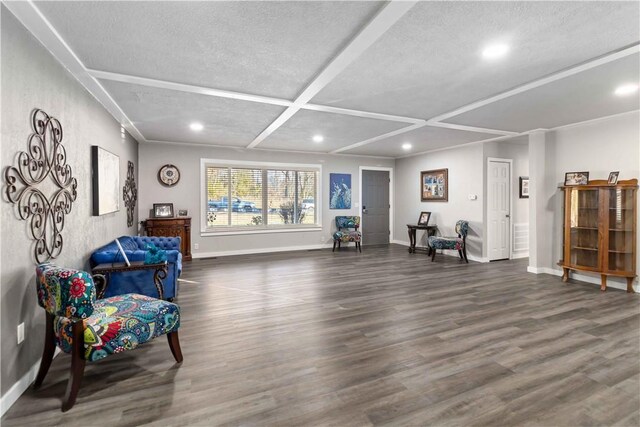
[614, 83, 639, 96]
[482, 43, 509, 60]
[190, 122, 204, 131]
[402, 143, 412, 150]
[312, 135, 324, 143]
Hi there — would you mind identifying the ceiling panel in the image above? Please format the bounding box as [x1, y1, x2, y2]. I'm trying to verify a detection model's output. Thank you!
[342, 125, 496, 158]
[35, 1, 384, 99]
[100, 80, 286, 146]
[443, 53, 640, 132]
[259, 110, 410, 154]
[311, 1, 640, 119]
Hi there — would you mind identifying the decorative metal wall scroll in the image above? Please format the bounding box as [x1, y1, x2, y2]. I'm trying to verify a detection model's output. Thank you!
[123, 161, 138, 227]
[4, 109, 78, 263]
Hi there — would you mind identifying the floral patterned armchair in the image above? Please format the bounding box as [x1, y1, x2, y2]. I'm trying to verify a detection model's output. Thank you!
[333, 216, 362, 252]
[427, 220, 469, 263]
[34, 263, 183, 411]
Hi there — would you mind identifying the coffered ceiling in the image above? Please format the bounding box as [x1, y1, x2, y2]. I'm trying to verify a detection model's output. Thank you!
[6, 1, 639, 158]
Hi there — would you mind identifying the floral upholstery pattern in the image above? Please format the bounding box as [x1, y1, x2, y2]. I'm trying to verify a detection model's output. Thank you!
[428, 220, 469, 251]
[36, 263, 96, 320]
[333, 216, 361, 242]
[55, 293, 180, 362]
[37, 264, 181, 362]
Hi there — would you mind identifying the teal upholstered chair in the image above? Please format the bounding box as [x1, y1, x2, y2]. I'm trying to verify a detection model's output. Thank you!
[427, 220, 469, 263]
[34, 263, 183, 411]
[333, 216, 362, 252]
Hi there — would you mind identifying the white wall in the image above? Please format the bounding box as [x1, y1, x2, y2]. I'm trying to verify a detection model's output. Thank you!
[394, 143, 485, 260]
[138, 143, 394, 256]
[1, 6, 139, 405]
[543, 112, 640, 290]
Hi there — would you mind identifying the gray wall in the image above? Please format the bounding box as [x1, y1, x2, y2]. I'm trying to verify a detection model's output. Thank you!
[394, 143, 485, 259]
[138, 143, 394, 255]
[1, 7, 139, 396]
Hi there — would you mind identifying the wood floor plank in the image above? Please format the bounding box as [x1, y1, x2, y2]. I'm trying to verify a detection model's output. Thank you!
[2, 245, 638, 426]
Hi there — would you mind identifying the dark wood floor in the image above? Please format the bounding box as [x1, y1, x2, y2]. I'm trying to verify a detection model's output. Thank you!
[3, 244, 640, 426]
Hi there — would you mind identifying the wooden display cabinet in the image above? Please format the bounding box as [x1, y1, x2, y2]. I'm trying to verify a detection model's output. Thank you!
[558, 179, 637, 292]
[144, 217, 192, 261]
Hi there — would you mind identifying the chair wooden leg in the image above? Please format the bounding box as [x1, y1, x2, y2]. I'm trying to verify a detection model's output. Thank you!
[458, 249, 463, 260]
[431, 248, 436, 262]
[338, 241, 341, 250]
[34, 313, 56, 389]
[62, 320, 85, 412]
[332, 241, 336, 252]
[358, 242, 362, 253]
[167, 332, 184, 363]
[462, 246, 469, 263]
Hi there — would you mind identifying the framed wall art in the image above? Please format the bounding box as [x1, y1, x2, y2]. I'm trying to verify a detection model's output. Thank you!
[329, 173, 351, 209]
[92, 146, 120, 216]
[519, 176, 529, 198]
[421, 169, 448, 202]
[153, 203, 174, 218]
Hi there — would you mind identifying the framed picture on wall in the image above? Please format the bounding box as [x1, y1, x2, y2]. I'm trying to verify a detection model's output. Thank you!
[329, 173, 352, 209]
[91, 146, 120, 216]
[519, 177, 529, 198]
[420, 169, 448, 202]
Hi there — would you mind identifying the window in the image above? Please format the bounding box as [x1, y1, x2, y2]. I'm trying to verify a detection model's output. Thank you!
[203, 160, 320, 232]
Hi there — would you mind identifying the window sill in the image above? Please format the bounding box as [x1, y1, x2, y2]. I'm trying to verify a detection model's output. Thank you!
[200, 226, 322, 237]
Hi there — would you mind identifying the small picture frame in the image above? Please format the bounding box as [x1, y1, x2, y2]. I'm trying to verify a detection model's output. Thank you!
[607, 171, 619, 185]
[564, 171, 589, 186]
[417, 211, 431, 226]
[519, 176, 530, 199]
[153, 203, 174, 218]
[178, 209, 188, 217]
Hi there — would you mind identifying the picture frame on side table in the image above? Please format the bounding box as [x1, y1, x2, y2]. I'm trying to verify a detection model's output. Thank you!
[564, 172, 589, 186]
[178, 209, 188, 217]
[153, 203, 174, 218]
[417, 211, 431, 226]
[421, 169, 448, 202]
[519, 176, 530, 198]
[608, 171, 619, 185]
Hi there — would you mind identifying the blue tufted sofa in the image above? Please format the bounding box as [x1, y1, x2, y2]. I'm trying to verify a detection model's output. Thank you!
[90, 236, 182, 299]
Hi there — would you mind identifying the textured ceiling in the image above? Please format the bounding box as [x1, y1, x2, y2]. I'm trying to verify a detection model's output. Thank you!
[260, 110, 410, 153]
[100, 80, 285, 146]
[17, 1, 640, 157]
[444, 53, 640, 132]
[311, 1, 640, 119]
[343, 126, 496, 157]
[35, 1, 383, 99]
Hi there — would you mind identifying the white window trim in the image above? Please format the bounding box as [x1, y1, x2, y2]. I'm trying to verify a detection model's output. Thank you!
[200, 158, 323, 235]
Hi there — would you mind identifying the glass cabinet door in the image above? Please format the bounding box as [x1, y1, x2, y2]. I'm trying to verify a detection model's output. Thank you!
[608, 188, 634, 273]
[568, 188, 600, 269]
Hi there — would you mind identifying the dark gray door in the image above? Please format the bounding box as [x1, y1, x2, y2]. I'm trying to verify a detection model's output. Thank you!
[362, 170, 390, 245]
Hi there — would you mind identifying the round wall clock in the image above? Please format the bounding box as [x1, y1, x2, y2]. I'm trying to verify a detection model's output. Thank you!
[158, 164, 180, 187]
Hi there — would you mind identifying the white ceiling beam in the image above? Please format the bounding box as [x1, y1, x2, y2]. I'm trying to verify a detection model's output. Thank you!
[3, 0, 147, 144]
[88, 69, 294, 108]
[430, 43, 640, 123]
[302, 103, 425, 124]
[247, 0, 419, 149]
[331, 122, 428, 154]
[425, 121, 518, 136]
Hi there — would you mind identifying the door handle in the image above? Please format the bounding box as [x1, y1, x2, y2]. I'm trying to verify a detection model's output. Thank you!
[362, 206, 368, 214]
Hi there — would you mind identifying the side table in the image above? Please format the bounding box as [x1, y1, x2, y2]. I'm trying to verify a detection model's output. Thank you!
[407, 224, 438, 254]
[92, 261, 169, 300]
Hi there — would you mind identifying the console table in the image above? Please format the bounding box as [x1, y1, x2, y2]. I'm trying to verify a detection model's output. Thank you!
[92, 261, 169, 300]
[407, 224, 438, 254]
[144, 217, 192, 261]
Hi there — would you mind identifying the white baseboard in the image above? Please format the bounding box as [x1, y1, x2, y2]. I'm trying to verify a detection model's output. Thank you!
[1, 348, 61, 417]
[193, 243, 335, 259]
[527, 266, 637, 293]
[390, 240, 488, 263]
[511, 251, 529, 260]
